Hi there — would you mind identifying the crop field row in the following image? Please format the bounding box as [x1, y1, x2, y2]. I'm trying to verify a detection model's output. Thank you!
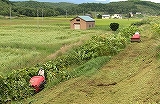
[22, 16, 160, 104]
[0, 18, 140, 75]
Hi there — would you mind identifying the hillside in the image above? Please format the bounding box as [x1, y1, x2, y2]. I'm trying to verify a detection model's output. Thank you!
[0, 0, 160, 17]
[0, 0, 12, 16]
[106, 1, 160, 15]
[24, 24, 160, 103]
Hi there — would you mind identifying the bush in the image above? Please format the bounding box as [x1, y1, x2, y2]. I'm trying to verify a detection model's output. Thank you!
[131, 19, 151, 26]
[119, 26, 141, 39]
[110, 23, 119, 31]
[151, 23, 160, 38]
[97, 14, 102, 19]
[0, 68, 37, 103]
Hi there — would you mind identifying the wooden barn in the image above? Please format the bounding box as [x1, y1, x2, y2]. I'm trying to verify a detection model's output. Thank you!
[70, 16, 95, 30]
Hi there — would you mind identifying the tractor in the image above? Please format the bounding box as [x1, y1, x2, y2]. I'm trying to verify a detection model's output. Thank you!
[131, 32, 140, 42]
[29, 68, 46, 93]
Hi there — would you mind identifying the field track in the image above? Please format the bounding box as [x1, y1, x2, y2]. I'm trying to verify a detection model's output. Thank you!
[28, 30, 160, 104]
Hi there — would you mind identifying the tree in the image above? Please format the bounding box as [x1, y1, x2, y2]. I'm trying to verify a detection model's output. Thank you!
[127, 12, 132, 20]
[110, 23, 119, 31]
[128, 0, 140, 1]
[97, 14, 102, 19]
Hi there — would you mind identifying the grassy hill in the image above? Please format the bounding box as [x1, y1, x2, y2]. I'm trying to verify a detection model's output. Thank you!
[105, 0, 160, 15]
[18, 18, 160, 104]
[12, 1, 77, 9]
[0, 0, 12, 16]
[0, 0, 160, 17]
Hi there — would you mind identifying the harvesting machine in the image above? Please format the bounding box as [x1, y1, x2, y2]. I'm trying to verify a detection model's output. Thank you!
[131, 32, 140, 42]
[29, 68, 46, 92]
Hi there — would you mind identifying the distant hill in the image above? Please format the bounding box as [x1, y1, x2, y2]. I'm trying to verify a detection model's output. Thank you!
[0, 0, 160, 17]
[13, 1, 77, 9]
[106, 1, 160, 14]
[0, 0, 12, 16]
[78, 1, 160, 15]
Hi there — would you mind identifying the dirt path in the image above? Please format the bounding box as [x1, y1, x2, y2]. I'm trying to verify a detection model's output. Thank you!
[29, 35, 160, 104]
[45, 40, 83, 60]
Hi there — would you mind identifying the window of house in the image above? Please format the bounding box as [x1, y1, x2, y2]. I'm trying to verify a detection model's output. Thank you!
[76, 19, 80, 22]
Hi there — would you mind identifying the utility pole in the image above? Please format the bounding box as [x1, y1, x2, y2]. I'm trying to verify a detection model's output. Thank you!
[37, 9, 39, 28]
[95, 10, 97, 18]
[10, 7, 12, 19]
[37, 9, 39, 17]
[66, 10, 67, 18]
[42, 9, 44, 21]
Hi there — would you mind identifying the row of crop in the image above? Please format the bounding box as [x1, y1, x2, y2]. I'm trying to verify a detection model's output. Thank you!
[0, 25, 140, 103]
[152, 23, 160, 37]
[154, 17, 160, 59]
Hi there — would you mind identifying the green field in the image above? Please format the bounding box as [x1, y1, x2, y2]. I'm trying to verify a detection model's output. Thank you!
[0, 18, 140, 75]
[18, 17, 160, 104]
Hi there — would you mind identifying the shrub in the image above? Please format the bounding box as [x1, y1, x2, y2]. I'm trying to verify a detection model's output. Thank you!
[110, 23, 119, 31]
[97, 14, 102, 19]
[131, 19, 151, 26]
[119, 26, 141, 39]
[151, 23, 160, 38]
[0, 68, 37, 103]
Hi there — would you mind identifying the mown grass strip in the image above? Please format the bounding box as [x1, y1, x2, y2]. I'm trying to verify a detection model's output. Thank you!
[70, 56, 111, 77]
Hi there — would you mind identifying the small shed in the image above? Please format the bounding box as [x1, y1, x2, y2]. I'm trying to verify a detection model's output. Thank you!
[102, 15, 110, 19]
[70, 16, 95, 30]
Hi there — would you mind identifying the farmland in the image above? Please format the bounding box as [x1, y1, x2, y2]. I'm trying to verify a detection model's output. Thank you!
[0, 18, 139, 75]
[17, 16, 160, 104]
[1, 17, 147, 103]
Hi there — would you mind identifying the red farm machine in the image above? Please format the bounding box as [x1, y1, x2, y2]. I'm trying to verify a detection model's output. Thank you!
[131, 32, 141, 42]
[29, 68, 46, 93]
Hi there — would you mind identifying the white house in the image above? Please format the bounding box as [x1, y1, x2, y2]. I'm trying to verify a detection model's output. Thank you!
[102, 15, 110, 19]
[129, 12, 134, 17]
[111, 14, 122, 19]
[136, 12, 142, 15]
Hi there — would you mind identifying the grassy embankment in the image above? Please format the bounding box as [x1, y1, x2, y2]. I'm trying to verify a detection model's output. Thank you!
[0, 18, 139, 75]
[22, 17, 160, 104]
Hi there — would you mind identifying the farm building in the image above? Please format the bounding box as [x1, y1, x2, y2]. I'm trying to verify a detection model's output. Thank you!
[102, 15, 110, 19]
[111, 14, 122, 19]
[70, 16, 95, 30]
[129, 12, 134, 17]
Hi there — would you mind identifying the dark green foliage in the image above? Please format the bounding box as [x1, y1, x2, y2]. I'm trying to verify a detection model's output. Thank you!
[110, 23, 119, 31]
[119, 26, 140, 38]
[131, 19, 151, 26]
[128, 12, 132, 18]
[97, 14, 102, 19]
[0, 0, 160, 17]
[0, 68, 37, 103]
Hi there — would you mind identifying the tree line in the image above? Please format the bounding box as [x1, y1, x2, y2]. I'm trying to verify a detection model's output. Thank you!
[0, 0, 160, 17]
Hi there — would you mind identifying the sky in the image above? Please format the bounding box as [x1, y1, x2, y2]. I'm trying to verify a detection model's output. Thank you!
[9, 0, 160, 4]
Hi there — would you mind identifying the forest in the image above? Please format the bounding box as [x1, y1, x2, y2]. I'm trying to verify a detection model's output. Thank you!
[0, 0, 160, 17]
